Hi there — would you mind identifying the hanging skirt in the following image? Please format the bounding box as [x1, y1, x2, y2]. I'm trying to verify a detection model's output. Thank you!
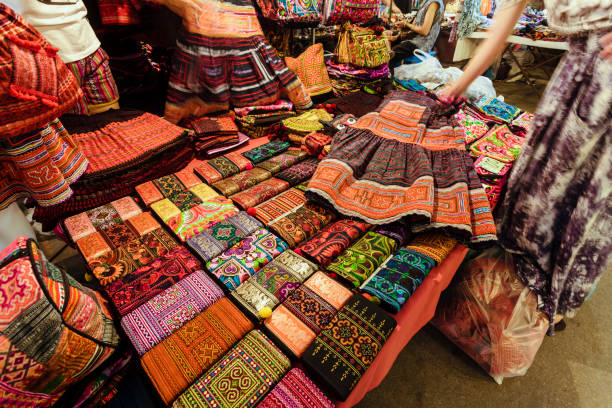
[0, 119, 88, 210]
[306, 91, 497, 246]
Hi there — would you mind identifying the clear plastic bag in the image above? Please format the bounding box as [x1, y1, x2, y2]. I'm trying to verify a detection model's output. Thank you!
[394, 51, 445, 87]
[442, 67, 496, 102]
[432, 247, 548, 384]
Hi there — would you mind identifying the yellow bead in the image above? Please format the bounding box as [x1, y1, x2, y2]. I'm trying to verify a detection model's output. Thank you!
[259, 306, 273, 319]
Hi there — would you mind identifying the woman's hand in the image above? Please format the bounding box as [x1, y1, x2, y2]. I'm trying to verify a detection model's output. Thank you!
[600, 32, 612, 62]
[438, 82, 465, 104]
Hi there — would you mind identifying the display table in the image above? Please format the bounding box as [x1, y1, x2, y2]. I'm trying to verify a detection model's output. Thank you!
[338, 244, 469, 408]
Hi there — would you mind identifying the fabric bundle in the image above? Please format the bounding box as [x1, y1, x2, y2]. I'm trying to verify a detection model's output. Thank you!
[265, 271, 352, 357]
[0, 237, 119, 407]
[275, 158, 320, 186]
[242, 140, 291, 164]
[187, 211, 263, 262]
[207, 228, 289, 291]
[213, 168, 272, 197]
[187, 113, 239, 153]
[470, 125, 526, 163]
[256, 149, 308, 174]
[194, 152, 254, 185]
[296, 218, 372, 267]
[33, 110, 193, 230]
[141, 298, 253, 405]
[269, 202, 336, 248]
[327, 231, 398, 287]
[173, 330, 290, 408]
[258, 368, 334, 408]
[136, 172, 215, 207]
[231, 250, 318, 319]
[236, 111, 296, 139]
[306, 90, 498, 246]
[120, 271, 224, 355]
[302, 294, 396, 400]
[229, 178, 291, 210]
[252, 187, 307, 225]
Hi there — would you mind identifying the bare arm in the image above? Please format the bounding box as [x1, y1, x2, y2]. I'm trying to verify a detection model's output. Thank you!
[403, 3, 440, 36]
[441, 0, 526, 100]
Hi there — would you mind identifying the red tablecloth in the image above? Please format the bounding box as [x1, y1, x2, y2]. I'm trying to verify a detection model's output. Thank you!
[337, 245, 469, 408]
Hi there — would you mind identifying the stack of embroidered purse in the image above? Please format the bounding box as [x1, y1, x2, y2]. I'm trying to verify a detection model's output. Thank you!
[296, 218, 372, 267]
[252, 187, 307, 225]
[229, 178, 291, 209]
[326, 231, 398, 287]
[135, 171, 212, 207]
[120, 271, 225, 355]
[141, 298, 253, 405]
[275, 158, 320, 186]
[269, 202, 336, 248]
[323, 0, 382, 24]
[258, 368, 334, 408]
[236, 111, 296, 139]
[231, 250, 318, 319]
[207, 228, 289, 291]
[0, 237, 119, 406]
[173, 330, 290, 408]
[302, 294, 396, 400]
[264, 271, 353, 357]
[242, 140, 291, 163]
[194, 152, 254, 185]
[187, 113, 239, 153]
[187, 212, 263, 262]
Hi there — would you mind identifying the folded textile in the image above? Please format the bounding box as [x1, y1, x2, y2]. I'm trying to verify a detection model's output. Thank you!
[242, 140, 291, 164]
[256, 149, 308, 174]
[229, 178, 291, 210]
[173, 330, 290, 408]
[252, 187, 307, 225]
[302, 294, 396, 401]
[258, 368, 334, 408]
[470, 125, 526, 163]
[296, 219, 372, 267]
[203, 132, 250, 156]
[405, 232, 457, 265]
[282, 109, 332, 135]
[187, 212, 263, 262]
[136, 171, 203, 207]
[326, 231, 398, 287]
[213, 168, 272, 197]
[165, 196, 239, 241]
[231, 250, 317, 319]
[189, 113, 238, 136]
[275, 158, 320, 186]
[302, 132, 332, 157]
[374, 222, 411, 247]
[207, 228, 289, 291]
[194, 152, 254, 185]
[141, 298, 253, 405]
[105, 246, 202, 316]
[121, 270, 224, 355]
[474, 97, 521, 123]
[236, 112, 295, 139]
[269, 202, 336, 248]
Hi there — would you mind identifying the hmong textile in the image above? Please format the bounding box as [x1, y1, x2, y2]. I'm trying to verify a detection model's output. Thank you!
[120, 271, 224, 355]
[0, 119, 88, 211]
[64, 196, 142, 242]
[165, 197, 239, 241]
[66, 47, 120, 115]
[195, 153, 254, 185]
[231, 250, 317, 318]
[323, 0, 382, 24]
[136, 171, 207, 207]
[258, 0, 323, 24]
[285, 44, 332, 97]
[282, 109, 331, 135]
[242, 140, 291, 164]
[302, 295, 395, 401]
[213, 168, 272, 197]
[173, 330, 290, 408]
[0, 4, 82, 138]
[230, 178, 291, 210]
[327, 231, 398, 287]
[98, 0, 142, 25]
[141, 298, 253, 405]
[302, 132, 332, 158]
[474, 97, 521, 123]
[470, 125, 526, 163]
[264, 304, 317, 357]
[306, 91, 498, 246]
[406, 231, 457, 265]
[190, 113, 238, 136]
[234, 100, 293, 116]
[374, 222, 411, 247]
[275, 158, 320, 186]
[269, 203, 336, 248]
[497, 31, 612, 332]
[0, 237, 119, 404]
[283, 284, 337, 335]
[256, 149, 308, 174]
[511, 111, 534, 133]
[302, 271, 353, 310]
[296, 219, 371, 267]
[104, 246, 201, 316]
[258, 368, 333, 408]
[473, 156, 512, 179]
[165, 0, 312, 124]
[207, 228, 289, 291]
[252, 187, 307, 225]
[187, 212, 263, 262]
[455, 110, 489, 144]
[204, 132, 250, 156]
[236, 112, 294, 139]
[482, 177, 506, 210]
[361, 248, 437, 313]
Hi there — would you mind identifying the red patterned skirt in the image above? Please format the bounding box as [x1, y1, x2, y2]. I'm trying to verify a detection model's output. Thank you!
[306, 91, 497, 246]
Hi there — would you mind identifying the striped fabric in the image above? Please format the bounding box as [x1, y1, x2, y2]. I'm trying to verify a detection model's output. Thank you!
[66, 47, 120, 115]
